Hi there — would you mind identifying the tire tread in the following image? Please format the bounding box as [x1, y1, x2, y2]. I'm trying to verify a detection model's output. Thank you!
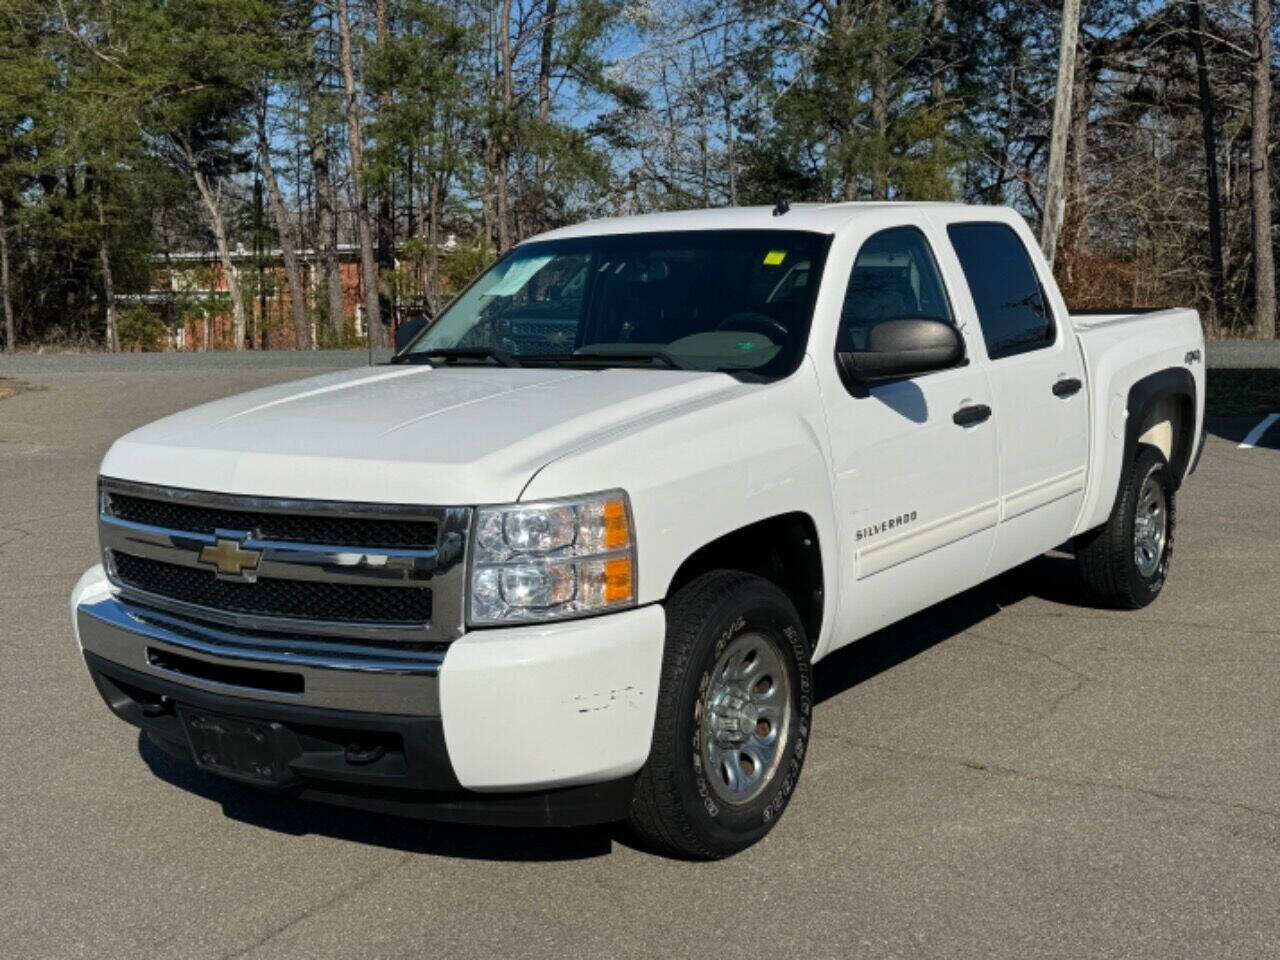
[629, 571, 799, 860]
[1075, 445, 1173, 609]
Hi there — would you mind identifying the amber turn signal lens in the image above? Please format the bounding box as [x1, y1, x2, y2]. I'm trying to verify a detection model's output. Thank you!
[603, 556, 634, 604]
[602, 498, 630, 549]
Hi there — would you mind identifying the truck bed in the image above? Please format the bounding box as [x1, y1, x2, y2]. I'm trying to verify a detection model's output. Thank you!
[1071, 307, 1205, 535]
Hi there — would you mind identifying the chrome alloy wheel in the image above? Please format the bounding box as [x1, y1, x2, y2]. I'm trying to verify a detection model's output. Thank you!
[698, 632, 792, 805]
[1133, 474, 1168, 579]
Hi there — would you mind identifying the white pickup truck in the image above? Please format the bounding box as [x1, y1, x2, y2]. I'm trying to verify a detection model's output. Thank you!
[72, 203, 1206, 858]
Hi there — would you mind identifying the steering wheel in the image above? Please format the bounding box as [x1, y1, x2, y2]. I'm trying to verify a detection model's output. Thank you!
[715, 312, 789, 340]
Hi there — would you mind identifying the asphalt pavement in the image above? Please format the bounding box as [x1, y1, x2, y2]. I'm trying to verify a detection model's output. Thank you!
[2, 358, 1279, 960]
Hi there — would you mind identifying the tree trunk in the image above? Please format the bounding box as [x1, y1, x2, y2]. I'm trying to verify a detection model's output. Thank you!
[1250, 0, 1276, 337]
[535, 0, 557, 186]
[427, 173, 442, 314]
[186, 145, 248, 351]
[336, 0, 385, 347]
[699, 102, 709, 205]
[1040, 0, 1082, 266]
[1190, 0, 1226, 327]
[724, 90, 737, 205]
[310, 128, 346, 340]
[495, 0, 515, 251]
[924, 0, 948, 197]
[1060, 46, 1094, 280]
[375, 0, 395, 337]
[95, 192, 120, 352]
[257, 107, 312, 349]
[481, 134, 496, 249]
[929, 0, 946, 105]
[0, 195, 14, 355]
[870, 0, 889, 200]
[721, 23, 737, 207]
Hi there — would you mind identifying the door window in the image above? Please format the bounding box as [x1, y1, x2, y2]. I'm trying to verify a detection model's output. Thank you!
[838, 227, 954, 352]
[946, 222, 1055, 359]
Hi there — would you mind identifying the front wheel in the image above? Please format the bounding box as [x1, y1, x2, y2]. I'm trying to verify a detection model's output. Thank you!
[629, 571, 812, 859]
[1075, 445, 1176, 608]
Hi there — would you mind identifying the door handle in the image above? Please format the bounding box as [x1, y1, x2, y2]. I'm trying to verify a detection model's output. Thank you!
[1052, 377, 1082, 398]
[953, 404, 992, 427]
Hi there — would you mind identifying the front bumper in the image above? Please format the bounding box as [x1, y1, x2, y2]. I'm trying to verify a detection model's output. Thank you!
[72, 565, 666, 824]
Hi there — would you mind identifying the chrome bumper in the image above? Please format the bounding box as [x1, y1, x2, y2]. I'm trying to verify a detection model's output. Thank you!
[75, 587, 442, 716]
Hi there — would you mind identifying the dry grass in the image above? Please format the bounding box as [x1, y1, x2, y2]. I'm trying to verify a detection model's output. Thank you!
[0, 378, 38, 402]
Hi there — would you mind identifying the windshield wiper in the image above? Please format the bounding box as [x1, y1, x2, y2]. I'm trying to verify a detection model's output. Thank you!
[520, 348, 689, 370]
[389, 348, 521, 368]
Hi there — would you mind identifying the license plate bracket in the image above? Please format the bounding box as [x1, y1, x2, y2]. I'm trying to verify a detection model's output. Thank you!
[179, 709, 300, 787]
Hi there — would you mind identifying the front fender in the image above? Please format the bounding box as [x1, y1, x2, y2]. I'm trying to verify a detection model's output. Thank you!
[519, 363, 839, 650]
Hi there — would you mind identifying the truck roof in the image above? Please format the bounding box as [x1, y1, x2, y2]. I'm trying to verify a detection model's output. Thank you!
[527, 201, 986, 244]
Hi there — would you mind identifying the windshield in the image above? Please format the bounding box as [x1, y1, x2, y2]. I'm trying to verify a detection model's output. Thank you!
[402, 230, 832, 379]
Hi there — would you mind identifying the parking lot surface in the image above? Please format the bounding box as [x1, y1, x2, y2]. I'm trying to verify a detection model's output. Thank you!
[2, 356, 1278, 960]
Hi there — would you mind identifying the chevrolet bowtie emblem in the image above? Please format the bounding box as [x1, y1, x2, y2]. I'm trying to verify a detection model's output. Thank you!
[198, 537, 262, 577]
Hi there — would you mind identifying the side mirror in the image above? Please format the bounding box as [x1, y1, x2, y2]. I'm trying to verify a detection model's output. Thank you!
[394, 317, 428, 353]
[836, 317, 964, 385]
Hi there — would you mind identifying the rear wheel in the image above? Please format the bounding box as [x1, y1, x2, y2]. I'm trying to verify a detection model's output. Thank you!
[629, 571, 812, 859]
[1075, 445, 1175, 608]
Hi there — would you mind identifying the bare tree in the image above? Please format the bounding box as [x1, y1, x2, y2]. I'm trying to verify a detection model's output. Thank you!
[535, 0, 558, 187]
[313, 132, 347, 340]
[257, 104, 312, 349]
[181, 139, 249, 350]
[496, 0, 515, 251]
[374, 0, 395, 332]
[1041, 0, 1082, 265]
[305, 45, 347, 342]
[336, 0, 385, 347]
[1250, 0, 1275, 337]
[1190, 0, 1225, 326]
[720, 22, 737, 206]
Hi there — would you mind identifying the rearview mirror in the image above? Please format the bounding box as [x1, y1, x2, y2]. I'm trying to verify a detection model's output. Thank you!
[836, 317, 964, 385]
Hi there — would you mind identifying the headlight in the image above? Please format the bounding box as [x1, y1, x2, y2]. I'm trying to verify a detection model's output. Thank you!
[468, 490, 636, 624]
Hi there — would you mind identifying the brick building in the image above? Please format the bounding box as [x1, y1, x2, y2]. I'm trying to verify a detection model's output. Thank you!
[133, 245, 367, 351]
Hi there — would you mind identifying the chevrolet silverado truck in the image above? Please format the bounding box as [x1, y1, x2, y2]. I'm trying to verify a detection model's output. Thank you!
[72, 203, 1206, 858]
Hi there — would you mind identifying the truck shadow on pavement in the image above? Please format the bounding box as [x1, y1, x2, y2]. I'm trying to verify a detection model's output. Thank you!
[136, 735, 617, 861]
[815, 551, 1091, 705]
[137, 552, 1089, 860]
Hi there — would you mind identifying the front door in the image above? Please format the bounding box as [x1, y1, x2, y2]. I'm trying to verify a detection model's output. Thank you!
[821, 222, 1000, 646]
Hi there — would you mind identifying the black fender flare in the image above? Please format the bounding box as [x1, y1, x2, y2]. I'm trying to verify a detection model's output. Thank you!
[1122, 367, 1197, 489]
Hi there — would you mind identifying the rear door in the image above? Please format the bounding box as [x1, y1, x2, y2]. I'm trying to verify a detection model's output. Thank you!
[940, 217, 1089, 574]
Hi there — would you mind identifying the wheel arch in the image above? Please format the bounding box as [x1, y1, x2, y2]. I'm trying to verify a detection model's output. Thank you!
[665, 512, 824, 650]
[1125, 367, 1196, 487]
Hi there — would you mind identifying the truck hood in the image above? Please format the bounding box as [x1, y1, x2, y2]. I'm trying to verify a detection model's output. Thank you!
[100, 364, 742, 504]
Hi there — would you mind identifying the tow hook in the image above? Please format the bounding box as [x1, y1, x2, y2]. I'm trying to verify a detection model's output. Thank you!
[344, 743, 386, 765]
[140, 696, 172, 719]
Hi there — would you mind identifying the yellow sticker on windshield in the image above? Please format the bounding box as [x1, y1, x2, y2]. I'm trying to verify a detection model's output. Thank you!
[763, 250, 787, 266]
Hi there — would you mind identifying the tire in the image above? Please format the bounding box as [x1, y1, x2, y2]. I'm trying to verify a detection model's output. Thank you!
[1075, 445, 1176, 609]
[629, 571, 813, 859]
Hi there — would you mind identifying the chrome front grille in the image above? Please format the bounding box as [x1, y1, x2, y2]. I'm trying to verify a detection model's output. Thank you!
[112, 552, 435, 624]
[104, 490, 439, 550]
[98, 478, 469, 644]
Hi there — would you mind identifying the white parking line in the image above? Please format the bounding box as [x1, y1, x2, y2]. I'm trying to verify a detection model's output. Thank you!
[1238, 413, 1280, 449]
